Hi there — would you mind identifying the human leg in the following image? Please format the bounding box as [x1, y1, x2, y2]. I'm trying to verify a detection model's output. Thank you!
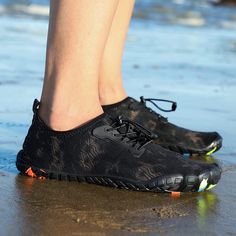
[40, 0, 119, 131]
[99, 0, 135, 105]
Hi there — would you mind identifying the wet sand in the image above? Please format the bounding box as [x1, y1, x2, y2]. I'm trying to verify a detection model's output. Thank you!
[0, 168, 236, 235]
[1, 1, 236, 235]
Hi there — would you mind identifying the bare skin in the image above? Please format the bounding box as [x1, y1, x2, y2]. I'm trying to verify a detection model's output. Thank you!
[40, 0, 119, 131]
[99, 0, 135, 105]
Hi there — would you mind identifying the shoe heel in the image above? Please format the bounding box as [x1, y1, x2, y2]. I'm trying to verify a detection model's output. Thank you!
[16, 150, 30, 173]
[16, 150, 47, 179]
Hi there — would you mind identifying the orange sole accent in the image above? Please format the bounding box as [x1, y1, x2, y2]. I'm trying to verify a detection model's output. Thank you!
[171, 192, 181, 198]
[25, 167, 37, 178]
[25, 167, 46, 180]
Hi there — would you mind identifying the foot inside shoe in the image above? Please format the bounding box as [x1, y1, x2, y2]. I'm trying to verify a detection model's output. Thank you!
[16, 99, 222, 193]
[103, 96, 223, 156]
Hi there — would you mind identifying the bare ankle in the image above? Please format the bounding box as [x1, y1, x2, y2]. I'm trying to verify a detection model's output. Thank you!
[99, 86, 127, 105]
[39, 102, 103, 131]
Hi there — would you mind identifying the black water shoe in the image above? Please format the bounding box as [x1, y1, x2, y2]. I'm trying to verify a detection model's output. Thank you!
[103, 97, 222, 156]
[16, 99, 221, 192]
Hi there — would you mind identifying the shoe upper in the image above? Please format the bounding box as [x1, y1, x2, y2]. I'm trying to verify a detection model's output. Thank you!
[18, 100, 218, 184]
[103, 97, 222, 154]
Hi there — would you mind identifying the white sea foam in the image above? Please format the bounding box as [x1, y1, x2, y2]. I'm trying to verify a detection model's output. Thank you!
[0, 4, 49, 17]
[220, 20, 236, 30]
[170, 17, 206, 27]
[0, 5, 4, 14]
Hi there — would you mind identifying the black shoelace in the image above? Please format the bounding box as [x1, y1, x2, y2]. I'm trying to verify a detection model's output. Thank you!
[140, 96, 177, 122]
[140, 96, 177, 112]
[108, 116, 157, 150]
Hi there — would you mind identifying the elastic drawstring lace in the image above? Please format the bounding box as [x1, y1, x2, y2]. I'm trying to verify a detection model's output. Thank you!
[107, 116, 157, 150]
[140, 96, 177, 112]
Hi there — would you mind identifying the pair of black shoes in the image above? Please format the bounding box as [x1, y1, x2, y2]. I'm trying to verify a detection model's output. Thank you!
[16, 97, 222, 193]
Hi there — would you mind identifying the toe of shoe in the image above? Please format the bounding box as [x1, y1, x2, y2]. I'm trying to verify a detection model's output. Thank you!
[204, 132, 223, 155]
[196, 164, 221, 192]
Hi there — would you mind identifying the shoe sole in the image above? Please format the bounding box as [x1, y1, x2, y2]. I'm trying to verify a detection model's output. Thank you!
[16, 150, 221, 193]
[157, 134, 222, 156]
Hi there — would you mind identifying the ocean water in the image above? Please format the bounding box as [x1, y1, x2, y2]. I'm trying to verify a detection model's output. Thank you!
[0, 1, 236, 235]
[1, 0, 235, 168]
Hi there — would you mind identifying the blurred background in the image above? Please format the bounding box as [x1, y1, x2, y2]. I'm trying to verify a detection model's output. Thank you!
[0, 1, 236, 235]
[1, 0, 235, 168]
[0, 0, 236, 172]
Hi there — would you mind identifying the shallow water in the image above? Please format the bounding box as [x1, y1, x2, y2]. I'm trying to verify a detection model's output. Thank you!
[0, 1, 236, 235]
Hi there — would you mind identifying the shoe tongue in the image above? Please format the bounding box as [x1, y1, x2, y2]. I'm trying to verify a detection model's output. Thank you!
[102, 97, 137, 110]
[125, 97, 139, 106]
[128, 99, 144, 110]
[113, 97, 144, 111]
[125, 97, 138, 103]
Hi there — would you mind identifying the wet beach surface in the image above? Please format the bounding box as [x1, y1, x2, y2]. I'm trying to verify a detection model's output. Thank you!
[1, 171, 235, 236]
[0, 0, 236, 235]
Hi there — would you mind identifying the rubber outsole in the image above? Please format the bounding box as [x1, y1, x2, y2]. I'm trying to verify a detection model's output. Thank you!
[16, 151, 221, 193]
[156, 135, 223, 156]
